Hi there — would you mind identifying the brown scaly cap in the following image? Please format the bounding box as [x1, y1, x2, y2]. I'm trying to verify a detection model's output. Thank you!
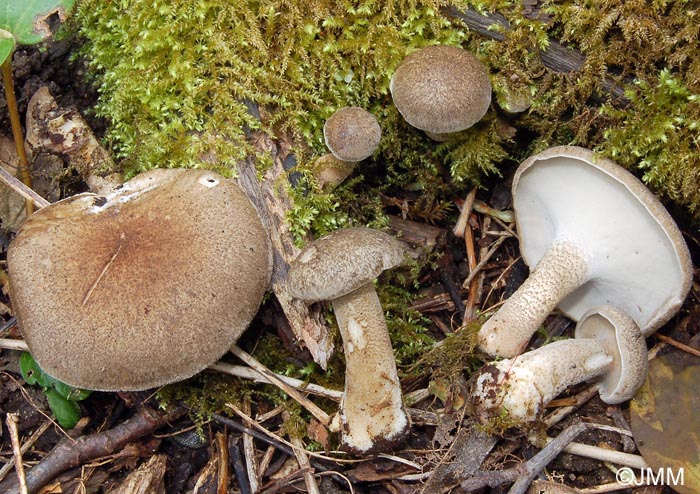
[390, 45, 492, 135]
[8, 169, 272, 391]
[324, 107, 382, 162]
[287, 227, 406, 302]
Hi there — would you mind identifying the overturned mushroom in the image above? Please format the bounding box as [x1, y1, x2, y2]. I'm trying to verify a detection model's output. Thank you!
[313, 107, 382, 189]
[390, 45, 491, 141]
[471, 305, 648, 425]
[478, 146, 693, 358]
[287, 227, 408, 453]
[8, 169, 272, 391]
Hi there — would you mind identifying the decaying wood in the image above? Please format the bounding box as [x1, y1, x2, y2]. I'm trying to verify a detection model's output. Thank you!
[25, 87, 122, 194]
[236, 135, 334, 369]
[443, 7, 626, 100]
[419, 423, 497, 494]
[388, 214, 444, 259]
[0, 406, 186, 494]
[110, 454, 167, 494]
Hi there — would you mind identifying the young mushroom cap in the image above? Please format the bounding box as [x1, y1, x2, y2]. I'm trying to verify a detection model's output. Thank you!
[323, 107, 382, 163]
[8, 169, 273, 391]
[287, 227, 408, 453]
[471, 304, 647, 425]
[574, 305, 648, 404]
[478, 145, 693, 357]
[287, 227, 406, 301]
[389, 45, 491, 137]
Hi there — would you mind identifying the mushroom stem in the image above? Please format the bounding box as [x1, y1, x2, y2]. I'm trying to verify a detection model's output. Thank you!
[471, 338, 612, 424]
[331, 283, 409, 453]
[477, 239, 590, 357]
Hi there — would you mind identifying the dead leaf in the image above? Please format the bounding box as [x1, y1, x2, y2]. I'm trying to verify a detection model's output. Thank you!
[630, 350, 700, 494]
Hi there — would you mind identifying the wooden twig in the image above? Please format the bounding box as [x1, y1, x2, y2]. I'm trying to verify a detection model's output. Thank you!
[6, 413, 29, 494]
[229, 345, 333, 426]
[442, 7, 626, 100]
[215, 431, 230, 494]
[284, 411, 321, 494]
[453, 188, 477, 238]
[654, 333, 700, 357]
[0, 338, 29, 352]
[461, 234, 509, 289]
[229, 436, 253, 494]
[0, 166, 50, 209]
[236, 145, 333, 369]
[209, 361, 342, 400]
[0, 420, 51, 483]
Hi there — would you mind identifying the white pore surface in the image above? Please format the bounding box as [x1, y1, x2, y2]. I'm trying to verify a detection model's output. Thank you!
[514, 154, 688, 334]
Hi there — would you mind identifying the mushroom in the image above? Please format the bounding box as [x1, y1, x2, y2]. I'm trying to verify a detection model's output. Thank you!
[477, 146, 693, 358]
[389, 45, 492, 141]
[313, 107, 382, 190]
[324, 106, 382, 163]
[8, 169, 273, 391]
[471, 304, 648, 425]
[286, 227, 408, 453]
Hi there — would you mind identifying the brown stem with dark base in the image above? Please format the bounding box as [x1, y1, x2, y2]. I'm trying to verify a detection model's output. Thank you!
[1, 56, 34, 215]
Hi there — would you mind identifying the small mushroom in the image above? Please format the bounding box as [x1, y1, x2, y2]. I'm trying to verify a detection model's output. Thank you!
[471, 305, 648, 425]
[287, 227, 408, 453]
[478, 146, 693, 358]
[313, 107, 382, 190]
[324, 106, 382, 163]
[390, 45, 492, 141]
[8, 169, 273, 391]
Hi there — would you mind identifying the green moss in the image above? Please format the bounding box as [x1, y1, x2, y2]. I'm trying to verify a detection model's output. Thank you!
[457, 0, 700, 218]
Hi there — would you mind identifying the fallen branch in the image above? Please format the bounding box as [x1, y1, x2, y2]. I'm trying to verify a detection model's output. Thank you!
[0, 406, 186, 494]
[443, 7, 626, 100]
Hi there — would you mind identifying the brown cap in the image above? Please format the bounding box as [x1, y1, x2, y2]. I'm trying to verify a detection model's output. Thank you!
[8, 169, 272, 391]
[287, 227, 405, 301]
[390, 45, 492, 134]
[323, 107, 382, 162]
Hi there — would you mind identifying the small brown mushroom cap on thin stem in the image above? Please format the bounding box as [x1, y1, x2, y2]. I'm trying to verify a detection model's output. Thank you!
[287, 227, 408, 453]
[8, 169, 273, 391]
[477, 146, 693, 358]
[471, 305, 647, 425]
[390, 45, 492, 140]
[323, 107, 382, 163]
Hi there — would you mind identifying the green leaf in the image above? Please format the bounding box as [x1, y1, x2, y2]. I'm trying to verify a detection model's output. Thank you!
[19, 351, 42, 385]
[0, 0, 75, 46]
[45, 388, 81, 429]
[0, 29, 14, 65]
[20, 352, 92, 401]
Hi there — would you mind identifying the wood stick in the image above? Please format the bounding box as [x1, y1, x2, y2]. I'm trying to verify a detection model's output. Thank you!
[442, 7, 626, 100]
[6, 413, 29, 494]
[284, 411, 321, 494]
[229, 345, 332, 426]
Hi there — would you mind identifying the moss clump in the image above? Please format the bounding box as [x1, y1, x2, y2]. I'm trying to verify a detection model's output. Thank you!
[74, 0, 504, 177]
[458, 0, 700, 218]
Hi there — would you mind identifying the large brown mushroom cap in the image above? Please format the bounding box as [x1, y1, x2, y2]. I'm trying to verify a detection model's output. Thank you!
[323, 107, 382, 162]
[390, 45, 492, 135]
[8, 169, 272, 391]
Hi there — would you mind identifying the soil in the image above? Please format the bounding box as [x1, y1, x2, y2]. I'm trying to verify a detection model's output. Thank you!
[1, 34, 699, 494]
